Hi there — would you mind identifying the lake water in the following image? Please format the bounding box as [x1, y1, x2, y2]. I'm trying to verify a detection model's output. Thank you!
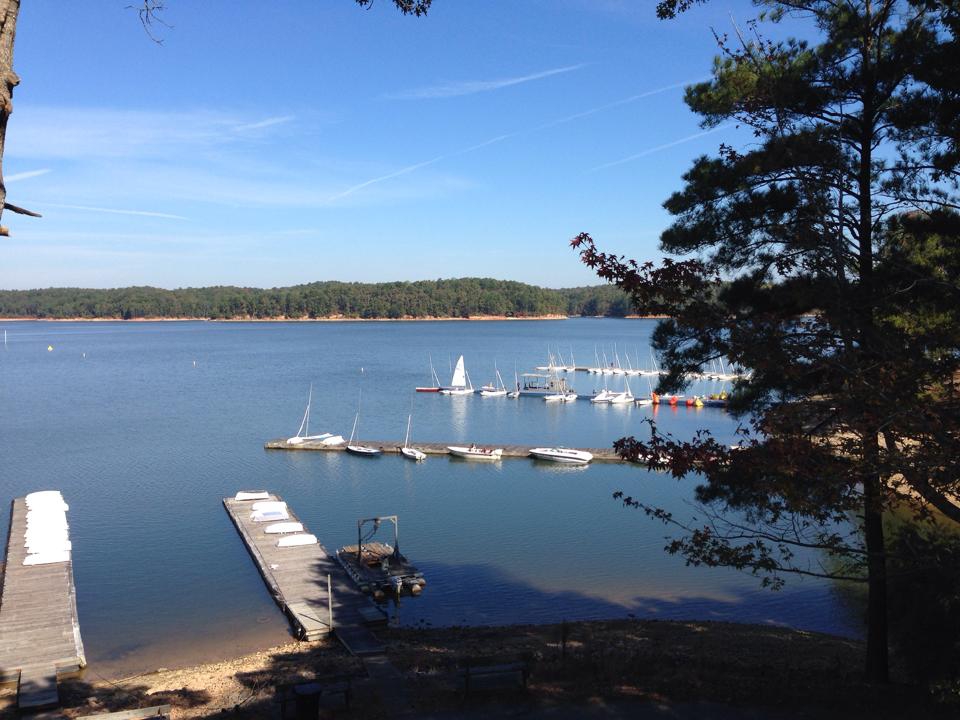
[0, 319, 861, 676]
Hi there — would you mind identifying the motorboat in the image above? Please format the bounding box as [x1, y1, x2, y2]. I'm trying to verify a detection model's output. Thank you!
[544, 391, 577, 402]
[447, 445, 503, 461]
[528, 447, 594, 464]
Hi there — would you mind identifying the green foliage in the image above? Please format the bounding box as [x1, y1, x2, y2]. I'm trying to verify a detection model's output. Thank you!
[575, 0, 960, 682]
[0, 279, 631, 320]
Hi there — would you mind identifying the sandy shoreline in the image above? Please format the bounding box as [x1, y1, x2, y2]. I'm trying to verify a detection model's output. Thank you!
[0, 618, 945, 719]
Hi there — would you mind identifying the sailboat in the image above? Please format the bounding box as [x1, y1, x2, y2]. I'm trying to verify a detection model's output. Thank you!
[400, 414, 426, 461]
[608, 376, 635, 404]
[439, 355, 473, 395]
[479, 364, 508, 397]
[507, 365, 521, 398]
[287, 385, 344, 445]
[346, 395, 382, 456]
[416, 355, 443, 392]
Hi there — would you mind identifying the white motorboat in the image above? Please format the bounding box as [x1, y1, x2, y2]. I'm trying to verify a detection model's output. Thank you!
[591, 389, 614, 403]
[528, 447, 594, 464]
[544, 391, 577, 402]
[447, 445, 503, 461]
[400, 413, 427, 462]
[288, 384, 342, 445]
[264, 521, 304, 534]
[439, 355, 474, 395]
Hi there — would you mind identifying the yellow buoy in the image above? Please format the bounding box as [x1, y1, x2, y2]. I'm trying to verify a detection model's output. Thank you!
[47, 345, 53, 352]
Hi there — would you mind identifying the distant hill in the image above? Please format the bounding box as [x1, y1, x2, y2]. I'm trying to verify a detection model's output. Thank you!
[0, 279, 634, 320]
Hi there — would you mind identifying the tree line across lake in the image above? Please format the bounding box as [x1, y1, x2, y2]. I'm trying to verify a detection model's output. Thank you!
[0, 279, 634, 320]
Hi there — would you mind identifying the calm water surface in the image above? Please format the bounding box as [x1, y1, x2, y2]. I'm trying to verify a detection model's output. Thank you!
[0, 319, 861, 676]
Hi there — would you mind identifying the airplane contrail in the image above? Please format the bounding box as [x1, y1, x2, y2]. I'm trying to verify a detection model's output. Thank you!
[329, 77, 708, 202]
[588, 125, 734, 172]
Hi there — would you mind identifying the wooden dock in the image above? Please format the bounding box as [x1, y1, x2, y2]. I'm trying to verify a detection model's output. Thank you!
[223, 495, 387, 655]
[265, 438, 625, 462]
[0, 498, 86, 710]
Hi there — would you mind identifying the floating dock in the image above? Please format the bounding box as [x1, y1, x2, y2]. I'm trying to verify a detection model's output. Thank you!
[0, 497, 86, 710]
[265, 438, 625, 461]
[223, 494, 387, 655]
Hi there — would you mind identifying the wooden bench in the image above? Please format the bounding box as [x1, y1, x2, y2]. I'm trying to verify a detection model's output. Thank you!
[458, 655, 532, 696]
[277, 675, 353, 718]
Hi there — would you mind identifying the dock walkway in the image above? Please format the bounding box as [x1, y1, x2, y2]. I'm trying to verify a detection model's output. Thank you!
[223, 495, 385, 655]
[0, 498, 86, 710]
[265, 438, 624, 461]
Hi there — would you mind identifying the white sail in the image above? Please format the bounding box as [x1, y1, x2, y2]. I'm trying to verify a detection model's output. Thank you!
[450, 355, 467, 388]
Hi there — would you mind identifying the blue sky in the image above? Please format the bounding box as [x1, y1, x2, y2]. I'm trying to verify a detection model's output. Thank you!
[2, 0, 762, 290]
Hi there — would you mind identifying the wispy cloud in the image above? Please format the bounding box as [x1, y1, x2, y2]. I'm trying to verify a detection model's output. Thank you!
[233, 115, 295, 132]
[6, 168, 52, 182]
[588, 125, 734, 172]
[387, 64, 585, 100]
[29, 202, 189, 220]
[7, 107, 297, 160]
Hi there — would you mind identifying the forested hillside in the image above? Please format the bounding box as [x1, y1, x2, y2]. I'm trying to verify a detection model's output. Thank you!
[0, 279, 634, 320]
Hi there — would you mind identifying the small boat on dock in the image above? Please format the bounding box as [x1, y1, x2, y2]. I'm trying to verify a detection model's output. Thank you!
[288, 384, 344, 445]
[447, 444, 503, 461]
[528, 447, 594, 464]
[336, 515, 426, 597]
[234, 491, 270, 501]
[399, 413, 426, 461]
[346, 401, 382, 456]
[278, 533, 318, 548]
[264, 521, 304, 534]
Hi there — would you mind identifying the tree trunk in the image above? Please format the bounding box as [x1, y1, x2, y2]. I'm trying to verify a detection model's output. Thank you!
[0, 0, 20, 233]
[863, 455, 890, 683]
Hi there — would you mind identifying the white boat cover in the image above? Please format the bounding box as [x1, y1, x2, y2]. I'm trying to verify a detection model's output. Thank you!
[320, 435, 345, 445]
[278, 533, 317, 547]
[235, 491, 270, 501]
[251, 500, 287, 512]
[24, 551, 70, 566]
[264, 522, 304, 534]
[251, 508, 289, 523]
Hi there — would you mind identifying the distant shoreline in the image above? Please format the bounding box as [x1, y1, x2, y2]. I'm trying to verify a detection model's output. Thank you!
[0, 314, 668, 322]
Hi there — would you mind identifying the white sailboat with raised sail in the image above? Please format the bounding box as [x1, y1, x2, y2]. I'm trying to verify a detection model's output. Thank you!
[400, 413, 426, 461]
[439, 355, 473, 395]
[287, 384, 344, 445]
